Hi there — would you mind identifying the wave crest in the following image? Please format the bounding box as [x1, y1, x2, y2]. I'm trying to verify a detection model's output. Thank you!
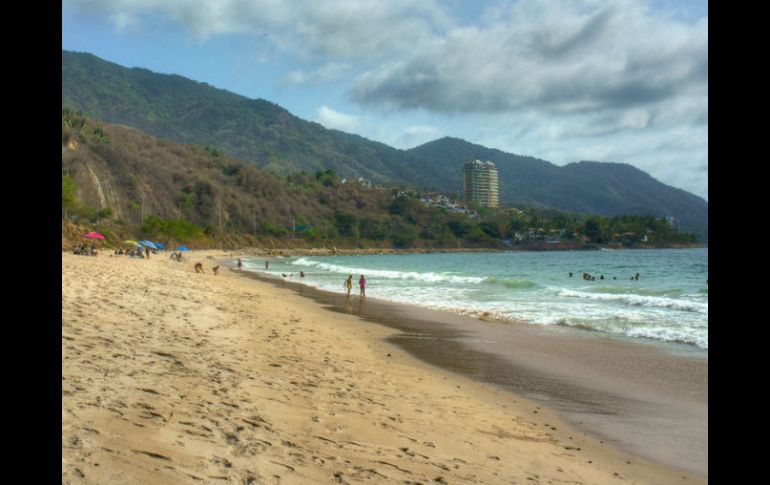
[559, 289, 707, 313]
[291, 257, 484, 284]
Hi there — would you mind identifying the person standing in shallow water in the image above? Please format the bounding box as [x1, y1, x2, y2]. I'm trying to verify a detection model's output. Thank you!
[358, 275, 366, 299]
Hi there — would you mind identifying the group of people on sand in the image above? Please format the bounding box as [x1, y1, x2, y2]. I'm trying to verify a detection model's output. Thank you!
[345, 274, 366, 298]
[71, 243, 98, 256]
[569, 271, 640, 281]
[193, 262, 220, 274]
[114, 246, 153, 258]
[249, 258, 369, 300]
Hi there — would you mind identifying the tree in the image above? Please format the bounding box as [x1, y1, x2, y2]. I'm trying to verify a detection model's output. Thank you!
[388, 194, 418, 223]
[480, 220, 503, 239]
[360, 215, 390, 240]
[506, 217, 526, 238]
[391, 222, 417, 247]
[316, 169, 340, 187]
[446, 219, 475, 238]
[583, 217, 608, 243]
[334, 213, 360, 238]
[141, 217, 205, 243]
[62, 175, 77, 209]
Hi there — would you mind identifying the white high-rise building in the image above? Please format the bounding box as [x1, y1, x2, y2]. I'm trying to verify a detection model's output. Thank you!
[463, 159, 499, 208]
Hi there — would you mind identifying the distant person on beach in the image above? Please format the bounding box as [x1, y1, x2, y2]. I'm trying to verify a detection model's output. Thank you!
[299, 271, 305, 278]
[237, 258, 243, 271]
[345, 275, 353, 296]
[145, 246, 150, 259]
[265, 260, 269, 270]
[359, 275, 366, 298]
[568, 272, 573, 278]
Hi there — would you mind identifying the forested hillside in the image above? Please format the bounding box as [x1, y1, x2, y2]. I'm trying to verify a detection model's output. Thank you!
[62, 50, 707, 241]
[62, 110, 698, 250]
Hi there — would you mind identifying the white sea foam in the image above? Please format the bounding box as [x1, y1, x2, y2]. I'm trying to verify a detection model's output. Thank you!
[626, 327, 708, 349]
[558, 289, 708, 313]
[554, 317, 708, 349]
[248, 249, 708, 350]
[291, 257, 484, 284]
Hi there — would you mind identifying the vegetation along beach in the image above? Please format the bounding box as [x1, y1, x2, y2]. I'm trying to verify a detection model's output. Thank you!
[62, 2, 707, 482]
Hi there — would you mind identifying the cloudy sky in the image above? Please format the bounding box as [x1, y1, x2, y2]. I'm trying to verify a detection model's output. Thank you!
[62, 0, 708, 200]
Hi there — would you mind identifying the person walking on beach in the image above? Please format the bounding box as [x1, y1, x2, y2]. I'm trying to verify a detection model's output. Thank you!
[358, 275, 366, 299]
[344, 275, 353, 296]
[237, 258, 243, 271]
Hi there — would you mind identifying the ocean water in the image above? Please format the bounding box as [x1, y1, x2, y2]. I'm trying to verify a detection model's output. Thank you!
[243, 248, 708, 351]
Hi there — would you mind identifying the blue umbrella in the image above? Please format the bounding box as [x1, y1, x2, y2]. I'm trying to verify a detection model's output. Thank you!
[175, 245, 189, 251]
[153, 242, 165, 250]
[139, 240, 159, 250]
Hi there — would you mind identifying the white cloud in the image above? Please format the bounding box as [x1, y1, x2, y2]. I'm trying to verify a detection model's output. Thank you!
[64, 0, 708, 199]
[316, 106, 360, 132]
[350, 0, 707, 117]
[283, 63, 351, 85]
[66, 0, 451, 58]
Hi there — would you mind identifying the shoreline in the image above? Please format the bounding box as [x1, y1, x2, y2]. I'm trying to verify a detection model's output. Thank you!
[210, 243, 706, 258]
[228, 260, 707, 479]
[62, 250, 706, 484]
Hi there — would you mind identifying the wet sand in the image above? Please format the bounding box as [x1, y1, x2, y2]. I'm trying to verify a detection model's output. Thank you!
[242, 268, 708, 478]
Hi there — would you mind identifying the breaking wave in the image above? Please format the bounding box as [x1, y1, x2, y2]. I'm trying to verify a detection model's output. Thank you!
[559, 289, 707, 313]
[291, 257, 484, 284]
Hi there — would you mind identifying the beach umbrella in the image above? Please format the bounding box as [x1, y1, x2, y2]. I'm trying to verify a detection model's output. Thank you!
[175, 245, 189, 251]
[153, 242, 165, 250]
[139, 240, 159, 250]
[82, 232, 105, 240]
[123, 240, 141, 247]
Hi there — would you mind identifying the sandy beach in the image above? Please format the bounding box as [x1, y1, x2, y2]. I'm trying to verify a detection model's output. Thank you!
[62, 250, 705, 484]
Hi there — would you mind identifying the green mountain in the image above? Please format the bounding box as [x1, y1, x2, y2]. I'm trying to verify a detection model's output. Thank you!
[406, 138, 708, 238]
[62, 112, 699, 250]
[61, 111, 441, 249]
[61, 50, 420, 185]
[62, 50, 707, 240]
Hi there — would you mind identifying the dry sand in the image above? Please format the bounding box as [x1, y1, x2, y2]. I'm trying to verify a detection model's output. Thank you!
[62, 251, 704, 484]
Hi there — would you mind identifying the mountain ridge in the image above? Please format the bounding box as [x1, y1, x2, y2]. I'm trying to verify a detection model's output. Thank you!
[62, 49, 707, 240]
